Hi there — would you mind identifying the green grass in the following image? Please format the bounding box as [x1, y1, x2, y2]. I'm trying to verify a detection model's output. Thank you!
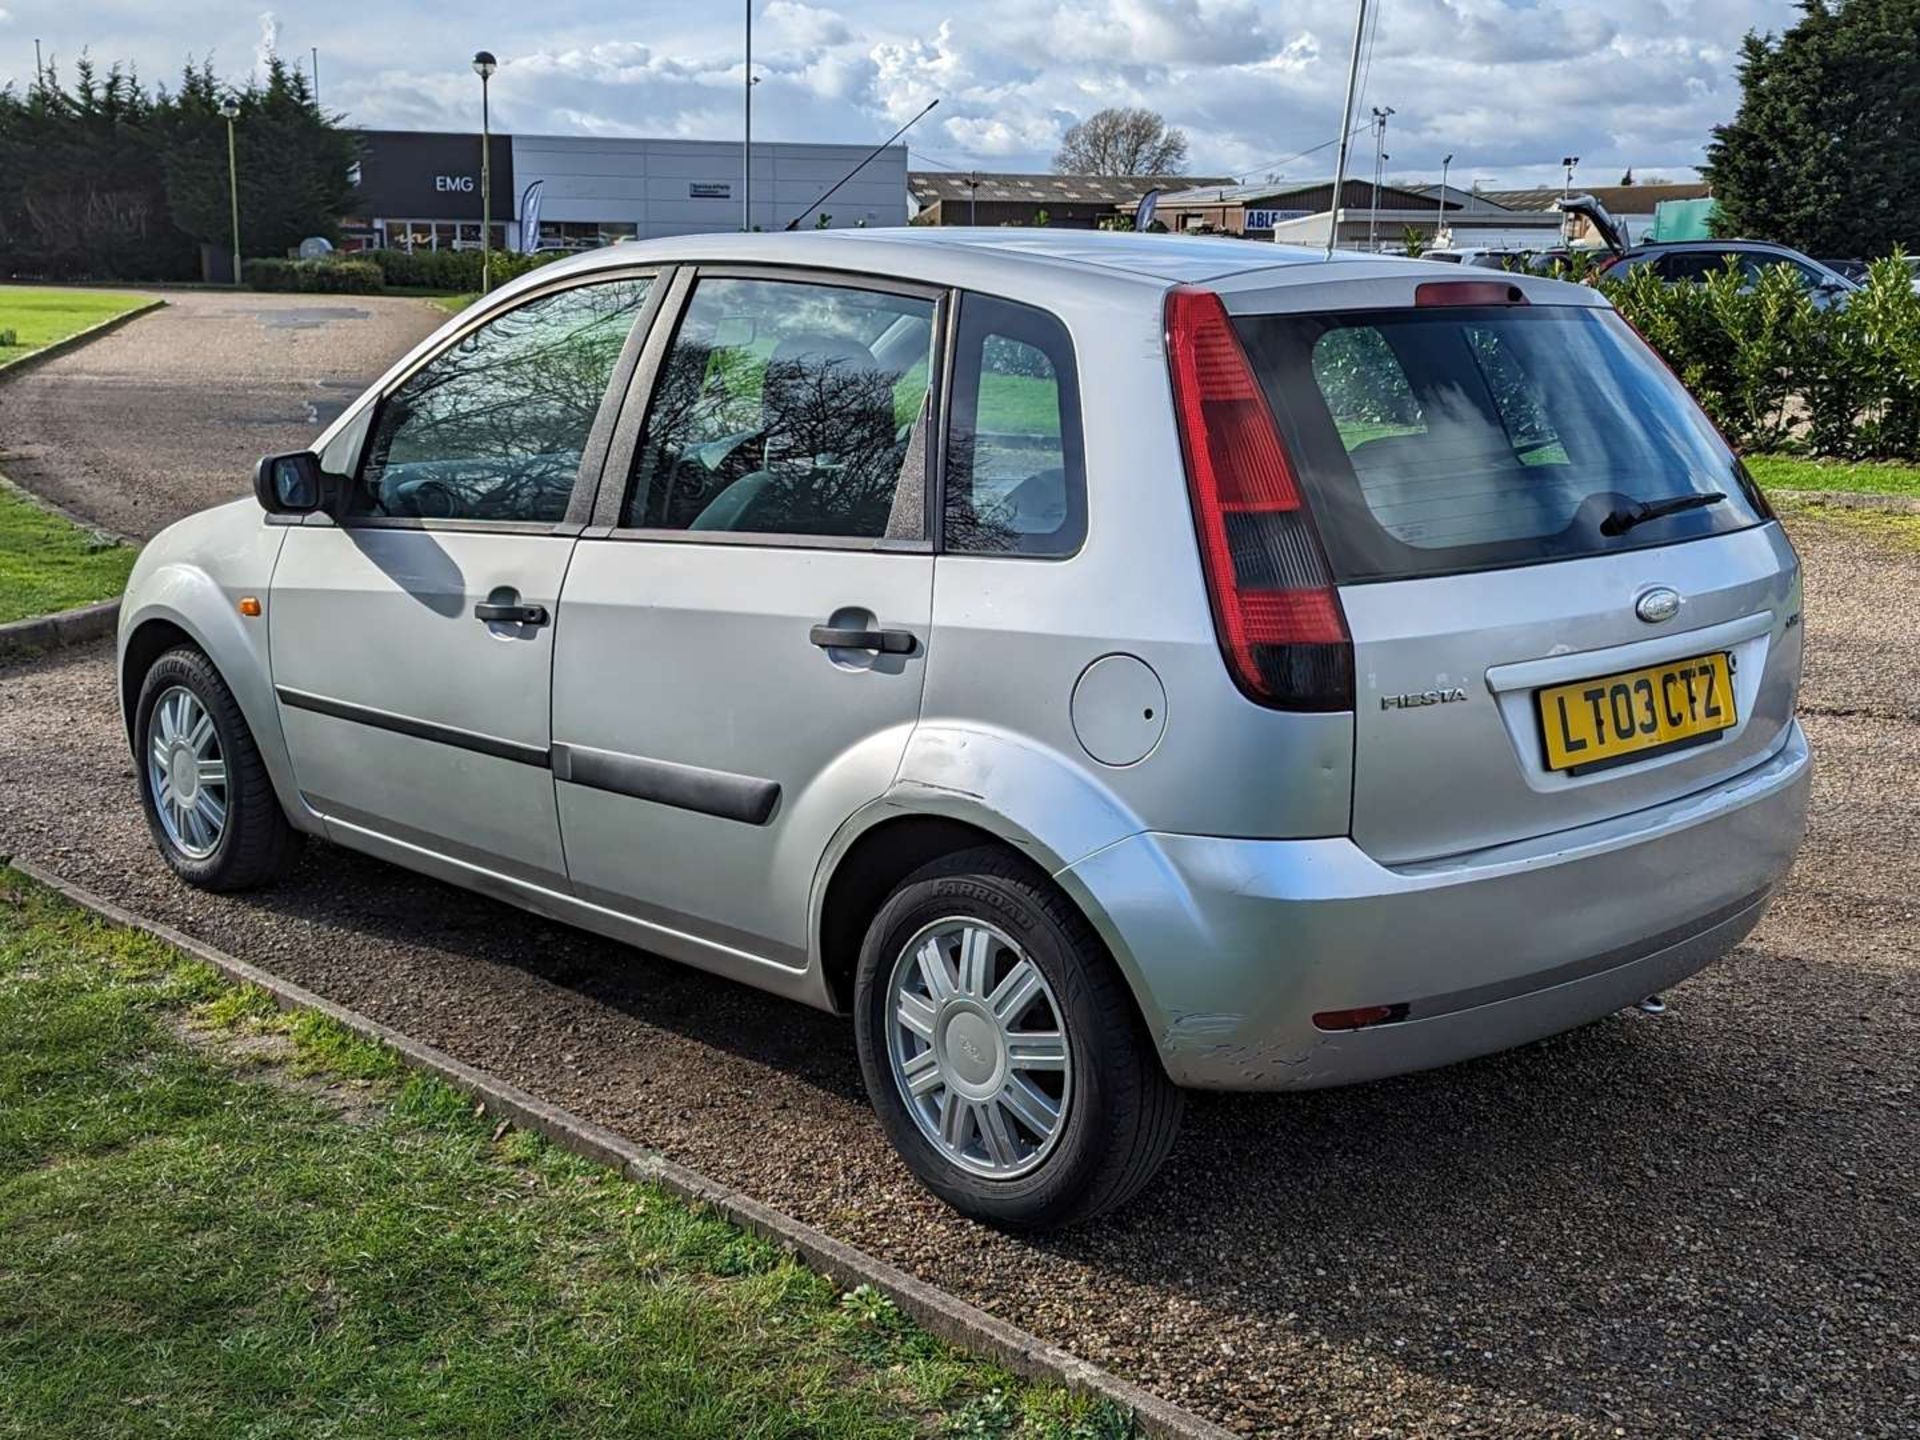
[1745, 454, 1920, 498]
[384, 287, 478, 314]
[0, 285, 150, 359]
[0, 486, 134, 624]
[1773, 492, 1920, 552]
[978, 373, 1062, 438]
[0, 870, 1129, 1440]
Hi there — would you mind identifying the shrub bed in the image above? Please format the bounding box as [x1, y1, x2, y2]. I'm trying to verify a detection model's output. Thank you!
[1598, 255, 1920, 463]
[244, 256, 386, 294]
[358, 247, 562, 292]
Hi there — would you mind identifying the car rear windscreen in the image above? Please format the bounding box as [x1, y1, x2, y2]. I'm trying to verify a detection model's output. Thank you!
[1232, 304, 1770, 583]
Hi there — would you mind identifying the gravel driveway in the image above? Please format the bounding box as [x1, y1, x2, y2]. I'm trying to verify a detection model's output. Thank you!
[0, 289, 441, 540]
[0, 508, 1911, 1438]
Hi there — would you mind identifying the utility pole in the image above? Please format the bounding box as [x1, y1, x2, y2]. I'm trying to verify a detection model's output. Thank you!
[967, 171, 980, 226]
[1325, 0, 1369, 258]
[1368, 106, 1394, 253]
[1436, 152, 1453, 247]
[311, 46, 320, 108]
[743, 0, 752, 231]
[33, 38, 43, 90]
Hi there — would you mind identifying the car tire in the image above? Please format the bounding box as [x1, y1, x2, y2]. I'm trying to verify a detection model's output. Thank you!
[853, 845, 1182, 1231]
[134, 645, 301, 891]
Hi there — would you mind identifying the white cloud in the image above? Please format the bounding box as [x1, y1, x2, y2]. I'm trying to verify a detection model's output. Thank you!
[2, 0, 1806, 182]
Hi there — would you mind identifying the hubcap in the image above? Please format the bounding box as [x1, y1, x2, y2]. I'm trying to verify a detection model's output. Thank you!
[146, 686, 228, 860]
[885, 918, 1072, 1179]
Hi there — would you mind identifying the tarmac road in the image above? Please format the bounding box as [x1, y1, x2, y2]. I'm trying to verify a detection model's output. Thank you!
[0, 289, 1912, 1436]
[0, 288, 442, 540]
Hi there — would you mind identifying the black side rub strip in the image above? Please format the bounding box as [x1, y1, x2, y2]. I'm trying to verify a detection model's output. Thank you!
[274, 686, 550, 768]
[274, 689, 783, 825]
[551, 743, 781, 826]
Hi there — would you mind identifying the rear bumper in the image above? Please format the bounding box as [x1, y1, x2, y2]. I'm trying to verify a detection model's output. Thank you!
[1059, 721, 1811, 1090]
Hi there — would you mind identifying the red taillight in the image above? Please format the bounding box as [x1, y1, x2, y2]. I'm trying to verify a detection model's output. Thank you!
[1165, 286, 1353, 711]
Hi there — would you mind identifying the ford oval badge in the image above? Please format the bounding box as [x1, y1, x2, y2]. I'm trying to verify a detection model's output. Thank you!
[1635, 586, 1681, 624]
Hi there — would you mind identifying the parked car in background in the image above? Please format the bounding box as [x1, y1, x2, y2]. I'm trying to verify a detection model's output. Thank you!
[1596, 241, 1861, 307]
[116, 229, 1811, 1231]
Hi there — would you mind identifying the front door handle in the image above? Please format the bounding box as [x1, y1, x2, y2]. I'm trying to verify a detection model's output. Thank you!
[475, 600, 550, 626]
[809, 624, 916, 655]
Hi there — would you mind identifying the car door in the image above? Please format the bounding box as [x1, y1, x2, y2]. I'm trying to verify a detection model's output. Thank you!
[269, 270, 661, 886]
[551, 267, 941, 973]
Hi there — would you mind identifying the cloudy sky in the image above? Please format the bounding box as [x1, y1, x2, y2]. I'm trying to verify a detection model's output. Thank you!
[1, 0, 1800, 186]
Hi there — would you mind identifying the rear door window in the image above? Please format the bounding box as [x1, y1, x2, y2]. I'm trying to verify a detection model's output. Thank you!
[621, 276, 936, 540]
[1234, 304, 1769, 582]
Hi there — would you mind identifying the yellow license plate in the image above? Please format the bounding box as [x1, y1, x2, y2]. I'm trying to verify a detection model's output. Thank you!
[1536, 652, 1736, 773]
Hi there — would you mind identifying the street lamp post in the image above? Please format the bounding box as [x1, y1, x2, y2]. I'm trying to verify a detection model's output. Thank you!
[473, 51, 497, 292]
[1368, 105, 1394, 253]
[1436, 152, 1453, 247]
[219, 98, 241, 287]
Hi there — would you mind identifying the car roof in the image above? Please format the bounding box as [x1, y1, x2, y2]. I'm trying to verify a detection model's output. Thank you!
[1627, 239, 1803, 255]
[476, 226, 1608, 323]
[534, 226, 1421, 290]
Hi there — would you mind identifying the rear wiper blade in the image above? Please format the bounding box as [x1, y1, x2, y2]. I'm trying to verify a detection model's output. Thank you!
[1601, 490, 1727, 536]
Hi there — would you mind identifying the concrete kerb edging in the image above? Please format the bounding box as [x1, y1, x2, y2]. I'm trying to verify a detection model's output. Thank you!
[0, 598, 120, 661]
[7, 857, 1237, 1440]
[0, 472, 128, 661]
[0, 295, 166, 380]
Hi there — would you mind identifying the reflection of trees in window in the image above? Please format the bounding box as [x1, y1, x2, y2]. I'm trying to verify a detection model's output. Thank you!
[945, 328, 1072, 555]
[362, 279, 650, 522]
[625, 280, 933, 537]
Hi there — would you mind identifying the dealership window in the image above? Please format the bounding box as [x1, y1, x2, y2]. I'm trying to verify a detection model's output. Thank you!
[378, 219, 507, 253]
[536, 221, 638, 253]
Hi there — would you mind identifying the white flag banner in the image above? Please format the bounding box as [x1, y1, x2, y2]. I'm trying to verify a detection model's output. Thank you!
[518, 180, 545, 253]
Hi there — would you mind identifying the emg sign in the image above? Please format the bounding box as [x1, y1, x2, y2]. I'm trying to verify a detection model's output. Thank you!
[350, 131, 513, 222]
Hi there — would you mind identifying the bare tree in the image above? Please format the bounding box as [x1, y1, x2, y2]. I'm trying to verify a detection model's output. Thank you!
[1052, 107, 1189, 176]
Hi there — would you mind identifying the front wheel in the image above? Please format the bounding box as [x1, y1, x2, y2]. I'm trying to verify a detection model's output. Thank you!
[134, 646, 301, 891]
[853, 846, 1182, 1231]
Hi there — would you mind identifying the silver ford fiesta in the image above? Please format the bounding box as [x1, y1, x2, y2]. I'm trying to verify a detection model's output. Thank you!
[118, 229, 1810, 1230]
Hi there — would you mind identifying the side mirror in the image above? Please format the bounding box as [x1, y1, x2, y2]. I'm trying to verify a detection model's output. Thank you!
[253, 451, 328, 515]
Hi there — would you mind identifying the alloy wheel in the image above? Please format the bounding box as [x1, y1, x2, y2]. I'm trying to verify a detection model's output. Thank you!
[146, 685, 229, 860]
[884, 918, 1072, 1179]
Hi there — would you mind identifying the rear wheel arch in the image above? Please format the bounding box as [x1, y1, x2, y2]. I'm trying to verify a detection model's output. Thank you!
[818, 815, 1021, 1013]
[815, 812, 1162, 1060]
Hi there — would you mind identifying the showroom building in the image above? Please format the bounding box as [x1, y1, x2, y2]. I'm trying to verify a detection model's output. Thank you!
[342, 129, 910, 252]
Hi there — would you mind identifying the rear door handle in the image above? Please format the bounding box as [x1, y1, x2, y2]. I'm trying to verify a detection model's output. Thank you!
[809, 624, 916, 655]
[475, 601, 550, 626]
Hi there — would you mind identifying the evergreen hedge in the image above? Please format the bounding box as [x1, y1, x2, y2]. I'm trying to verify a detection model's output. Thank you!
[244, 257, 385, 293]
[1601, 256, 1920, 463]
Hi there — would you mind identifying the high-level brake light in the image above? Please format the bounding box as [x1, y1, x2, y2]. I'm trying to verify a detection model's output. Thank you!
[1165, 286, 1354, 711]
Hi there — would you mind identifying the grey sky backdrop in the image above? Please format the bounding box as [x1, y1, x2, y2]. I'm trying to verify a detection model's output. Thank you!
[0, 0, 1801, 187]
